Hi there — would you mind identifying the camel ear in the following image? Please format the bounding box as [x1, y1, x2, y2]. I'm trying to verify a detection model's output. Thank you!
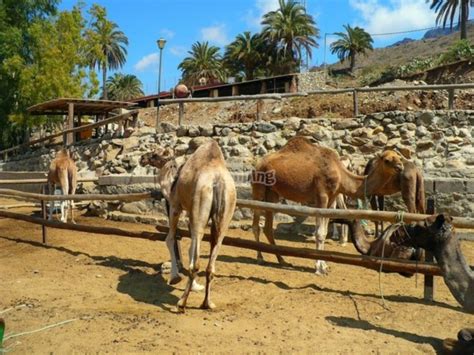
[434, 213, 450, 228]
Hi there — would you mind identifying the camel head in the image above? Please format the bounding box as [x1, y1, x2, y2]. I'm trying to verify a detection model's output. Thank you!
[410, 213, 454, 252]
[140, 147, 174, 169]
[372, 150, 404, 176]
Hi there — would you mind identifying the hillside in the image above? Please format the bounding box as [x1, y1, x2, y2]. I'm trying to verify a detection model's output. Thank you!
[329, 23, 474, 72]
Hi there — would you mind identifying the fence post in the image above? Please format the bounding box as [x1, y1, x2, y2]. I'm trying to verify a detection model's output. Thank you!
[448, 89, 455, 110]
[41, 184, 48, 244]
[178, 102, 184, 126]
[352, 89, 359, 116]
[424, 181, 436, 301]
[256, 99, 263, 121]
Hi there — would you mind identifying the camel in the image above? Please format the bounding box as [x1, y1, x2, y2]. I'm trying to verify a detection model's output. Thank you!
[409, 213, 474, 313]
[252, 136, 404, 274]
[442, 328, 474, 354]
[335, 218, 424, 277]
[47, 148, 77, 223]
[364, 154, 425, 236]
[140, 140, 236, 311]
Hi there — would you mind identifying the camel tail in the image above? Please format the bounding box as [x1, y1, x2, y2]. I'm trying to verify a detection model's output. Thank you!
[210, 175, 227, 238]
[416, 171, 426, 214]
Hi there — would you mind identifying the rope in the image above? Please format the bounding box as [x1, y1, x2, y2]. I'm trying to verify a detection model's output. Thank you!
[378, 222, 401, 311]
[3, 318, 78, 341]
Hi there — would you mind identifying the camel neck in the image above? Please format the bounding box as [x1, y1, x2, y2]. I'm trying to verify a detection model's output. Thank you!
[435, 235, 474, 311]
[339, 168, 386, 199]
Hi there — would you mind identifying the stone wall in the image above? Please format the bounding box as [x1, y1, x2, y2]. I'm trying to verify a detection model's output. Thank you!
[2, 110, 473, 220]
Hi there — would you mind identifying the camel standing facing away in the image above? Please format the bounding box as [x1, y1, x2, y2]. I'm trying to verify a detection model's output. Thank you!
[364, 156, 425, 236]
[140, 140, 236, 311]
[252, 136, 404, 275]
[47, 148, 77, 223]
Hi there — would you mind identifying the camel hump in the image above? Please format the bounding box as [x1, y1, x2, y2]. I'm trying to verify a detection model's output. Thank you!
[189, 139, 224, 165]
[282, 136, 316, 152]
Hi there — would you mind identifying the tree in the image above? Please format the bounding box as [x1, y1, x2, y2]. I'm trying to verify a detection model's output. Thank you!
[224, 32, 264, 81]
[261, 0, 319, 73]
[330, 24, 374, 73]
[428, 0, 471, 40]
[178, 41, 225, 86]
[86, 5, 128, 100]
[0, 1, 98, 149]
[105, 73, 144, 101]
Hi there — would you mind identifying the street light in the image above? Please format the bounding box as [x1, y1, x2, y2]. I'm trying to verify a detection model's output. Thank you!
[156, 37, 167, 132]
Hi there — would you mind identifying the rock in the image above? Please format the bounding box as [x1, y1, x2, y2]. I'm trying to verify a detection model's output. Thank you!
[334, 119, 359, 130]
[416, 112, 437, 126]
[188, 126, 200, 137]
[256, 122, 276, 133]
[238, 135, 251, 144]
[417, 140, 435, 150]
[351, 127, 372, 138]
[176, 126, 189, 137]
[228, 136, 239, 146]
[343, 136, 369, 146]
[230, 146, 251, 157]
[283, 117, 302, 130]
[220, 127, 232, 136]
[264, 137, 276, 149]
[115, 166, 127, 174]
[111, 139, 123, 146]
[373, 132, 388, 146]
[160, 122, 177, 133]
[120, 201, 152, 215]
[416, 126, 429, 137]
[199, 124, 214, 136]
[174, 144, 188, 156]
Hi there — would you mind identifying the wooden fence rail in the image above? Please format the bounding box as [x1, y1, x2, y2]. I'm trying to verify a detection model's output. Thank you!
[0, 110, 138, 157]
[0, 209, 442, 276]
[1, 187, 473, 229]
[0, 177, 98, 185]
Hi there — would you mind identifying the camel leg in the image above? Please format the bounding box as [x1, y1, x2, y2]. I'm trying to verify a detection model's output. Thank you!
[58, 171, 69, 223]
[48, 183, 54, 221]
[177, 190, 211, 312]
[335, 194, 348, 246]
[69, 171, 77, 224]
[166, 206, 182, 286]
[314, 195, 330, 275]
[379, 196, 384, 235]
[263, 210, 289, 265]
[252, 209, 265, 264]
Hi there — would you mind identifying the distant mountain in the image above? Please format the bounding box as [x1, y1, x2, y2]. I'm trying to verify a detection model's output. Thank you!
[423, 20, 474, 39]
[388, 37, 415, 47]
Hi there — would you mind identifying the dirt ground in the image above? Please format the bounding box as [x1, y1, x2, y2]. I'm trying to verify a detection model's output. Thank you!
[1, 199, 473, 354]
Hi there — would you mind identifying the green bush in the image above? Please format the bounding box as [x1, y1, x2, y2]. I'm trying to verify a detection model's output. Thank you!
[437, 40, 474, 65]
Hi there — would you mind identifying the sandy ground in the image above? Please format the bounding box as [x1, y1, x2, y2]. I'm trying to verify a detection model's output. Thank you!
[1, 199, 473, 354]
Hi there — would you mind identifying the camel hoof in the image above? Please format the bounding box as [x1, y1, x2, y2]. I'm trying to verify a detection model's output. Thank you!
[191, 280, 205, 292]
[339, 242, 347, 247]
[169, 274, 183, 285]
[315, 261, 330, 276]
[200, 300, 216, 310]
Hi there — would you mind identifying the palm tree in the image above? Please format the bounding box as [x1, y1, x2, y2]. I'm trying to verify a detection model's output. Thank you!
[178, 41, 225, 86]
[330, 25, 374, 73]
[86, 5, 128, 100]
[105, 73, 144, 101]
[224, 32, 264, 81]
[261, 0, 319, 72]
[428, 0, 470, 40]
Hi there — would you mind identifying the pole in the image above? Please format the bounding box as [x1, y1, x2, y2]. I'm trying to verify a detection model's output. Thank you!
[424, 182, 436, 301]
[41, 184, 48, 244]
[324, 33, 328, 81]
[156, 47, 163, 132]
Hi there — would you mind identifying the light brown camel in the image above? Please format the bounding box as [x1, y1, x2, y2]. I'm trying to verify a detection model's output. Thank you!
[364, 155, 425, 236]
[334, 218, 424, 277]
[47, 148, 77, 223]
[252, 136, 404, 274]
[410, 213, 474, 313]
[140, 140, 236, 311]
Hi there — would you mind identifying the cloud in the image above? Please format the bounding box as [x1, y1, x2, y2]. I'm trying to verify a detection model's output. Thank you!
[350, 0, 437, 36]
[134, 53, 159, 72]
[245, 0, 280, 28]
[160, 28, 175, 39]
[169, 45, 187, 57]
[200, 24, 229, 46]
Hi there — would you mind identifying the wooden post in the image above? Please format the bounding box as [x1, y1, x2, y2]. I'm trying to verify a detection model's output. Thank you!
[178, 102, 184, 126]
[256, 99, 263, 121]
[41, 185, 48, 244]
[448, 89, 455, 110]
[66, 102, 74, 146]
[353, 89, 359, 116]
[424, 181, 436, 301]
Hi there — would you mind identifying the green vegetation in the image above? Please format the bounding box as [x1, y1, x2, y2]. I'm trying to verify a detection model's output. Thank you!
[0, 1, 138, 150]
[105, 73, 144, 101]
[179, 0, 319, 86]
[330, 25, 374, 73]
[428, 0, 471, 40]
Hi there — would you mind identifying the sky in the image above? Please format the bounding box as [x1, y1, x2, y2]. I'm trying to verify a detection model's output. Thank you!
[59, 0, 472, 95]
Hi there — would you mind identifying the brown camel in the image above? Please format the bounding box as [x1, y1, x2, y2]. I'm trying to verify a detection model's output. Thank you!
[252, 136, 404, 274]
[47, 148, 77, 223]
[140, 140, 236, 311]
[335, 218, 424, 277]
[410, 213, 474, 313]
[364, 155, 425, 236]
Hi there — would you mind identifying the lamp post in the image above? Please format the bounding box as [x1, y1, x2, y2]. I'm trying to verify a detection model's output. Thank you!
[156, 37, 166, 132]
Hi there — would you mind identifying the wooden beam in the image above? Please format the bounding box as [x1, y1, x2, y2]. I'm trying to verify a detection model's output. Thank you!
[236, 199, 474, 229]
[0, 177, 98, 185]
[0, 188, 162, 202]
[0, 209, 442, 276]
